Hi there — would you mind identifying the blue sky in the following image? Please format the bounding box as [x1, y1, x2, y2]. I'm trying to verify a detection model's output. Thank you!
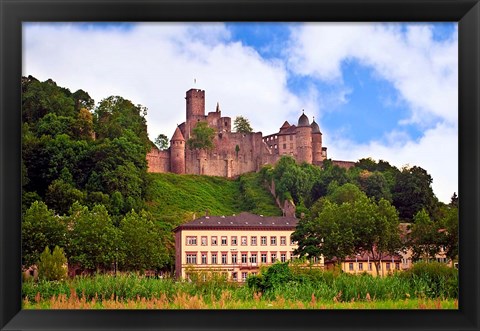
[23, 22, 458, 202]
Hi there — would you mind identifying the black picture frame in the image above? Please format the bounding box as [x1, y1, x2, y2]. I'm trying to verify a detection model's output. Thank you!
[1, 0, 479, 330]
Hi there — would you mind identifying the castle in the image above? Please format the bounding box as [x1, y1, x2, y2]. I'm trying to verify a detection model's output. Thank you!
[146, 88, 354, 177]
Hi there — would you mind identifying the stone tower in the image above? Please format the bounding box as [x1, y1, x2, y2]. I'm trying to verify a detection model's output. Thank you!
[311, 117, 324, 164]
[185, 89, 206, 141]
[170, 126, 186, 174]
[295, 111, 313, 164]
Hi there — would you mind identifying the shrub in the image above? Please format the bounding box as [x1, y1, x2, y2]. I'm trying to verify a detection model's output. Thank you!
[37, 246, 68, 281]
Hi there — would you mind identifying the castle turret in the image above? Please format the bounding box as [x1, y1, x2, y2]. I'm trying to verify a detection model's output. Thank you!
[185, 89, 205, 141]
[170, 127, 186, 174]
[311, 117, 324, 164]
[296, 110, 313, 164]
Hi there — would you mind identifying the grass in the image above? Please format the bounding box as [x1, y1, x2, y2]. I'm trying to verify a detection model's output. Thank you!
[23, 263, 458, 310]
[145, 172, 281, 225]
[23, 292, 457, 309]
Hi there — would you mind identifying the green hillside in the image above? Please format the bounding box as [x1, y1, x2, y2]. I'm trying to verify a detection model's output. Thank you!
[145, 172, 282, 226]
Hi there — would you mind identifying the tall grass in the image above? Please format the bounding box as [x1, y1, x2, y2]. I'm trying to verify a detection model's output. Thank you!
[23, 262, 458, 306]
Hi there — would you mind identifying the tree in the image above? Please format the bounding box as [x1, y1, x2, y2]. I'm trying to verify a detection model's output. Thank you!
[234, 116, 253, 133]
[187, 121, 216, 150]
[68, 203, 119, 272]
[393, 166, 438, 221]
[37, 246, 68, 281]
[119, 210, 168, 272]
[409, 209, 443, 262]
[155, 134, 169, 150]
[293, 195, 402, 275]
[22, 201, 67, 267]
[440, 206, 458, 261]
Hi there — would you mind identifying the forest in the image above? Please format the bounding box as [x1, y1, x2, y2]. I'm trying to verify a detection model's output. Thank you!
[21, 76, 458, 279]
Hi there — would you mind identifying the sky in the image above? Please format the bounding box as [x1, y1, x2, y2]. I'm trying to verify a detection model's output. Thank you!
[23, 22, 458, 203]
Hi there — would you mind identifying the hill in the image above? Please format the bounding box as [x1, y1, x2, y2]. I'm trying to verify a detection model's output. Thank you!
[145, 171, 282, 226]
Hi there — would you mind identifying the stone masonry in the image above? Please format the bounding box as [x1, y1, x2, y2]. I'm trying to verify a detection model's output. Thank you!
[146, 88, 354, 177]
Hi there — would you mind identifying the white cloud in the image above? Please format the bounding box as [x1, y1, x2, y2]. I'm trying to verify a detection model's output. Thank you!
[23, 23, 305, 142]
[287, 23, 458, 203]
[23, 22, 457, 203]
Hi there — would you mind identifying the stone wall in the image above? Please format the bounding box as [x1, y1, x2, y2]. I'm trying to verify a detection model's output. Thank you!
[146, 148, 170, 173]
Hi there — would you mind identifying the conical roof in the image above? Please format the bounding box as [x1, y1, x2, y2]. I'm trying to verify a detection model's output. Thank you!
[171, 126, 185, 141]
[311, 118, 321, 134]
[280, 121, 291, 130]
[298, 110, 310, 127]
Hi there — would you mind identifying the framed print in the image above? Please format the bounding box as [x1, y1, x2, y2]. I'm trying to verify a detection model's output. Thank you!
[1, 0, 479, 330]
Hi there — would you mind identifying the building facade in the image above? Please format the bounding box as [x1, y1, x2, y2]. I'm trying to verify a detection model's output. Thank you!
[147, 88, 355, 177]
[173, 212, 309, 281]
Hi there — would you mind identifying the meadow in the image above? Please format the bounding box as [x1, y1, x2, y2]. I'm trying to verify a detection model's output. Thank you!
[23, 262, 458, 309]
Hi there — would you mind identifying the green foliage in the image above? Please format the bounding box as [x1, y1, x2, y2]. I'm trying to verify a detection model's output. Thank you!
[187, 121, 216, 150]
[233, 116, 253, 133]
[154, 133, 169, 150]
[38, 246, 68, 281]
[237, 172, 282, 216]
[67, 203, 119, 271]
[401, 262, 458, 298]
[293, 189, 402, 274]
[409, 209, 445, 262]
[94, 95, 150, 149]
[22, 201, 67, 267]
[393, 166, 438, 221]
[119, 210, 168, 271]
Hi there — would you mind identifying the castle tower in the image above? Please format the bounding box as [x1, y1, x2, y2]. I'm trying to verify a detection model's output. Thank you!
[170, 126, 186, 174]
[311, 117, 324, 164]
[296, 110, 313, 164]
[185, 89, 206, 141]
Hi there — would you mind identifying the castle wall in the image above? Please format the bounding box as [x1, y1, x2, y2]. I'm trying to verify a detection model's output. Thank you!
[312, 132, 323, 163]
[295, 126, 313, 164]
[185, 132, 268, 177]
[146, 148, 171, 173]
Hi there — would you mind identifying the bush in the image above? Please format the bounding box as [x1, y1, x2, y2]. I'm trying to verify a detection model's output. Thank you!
[401, 261, 458, 298]
[37, 246, 68, 281]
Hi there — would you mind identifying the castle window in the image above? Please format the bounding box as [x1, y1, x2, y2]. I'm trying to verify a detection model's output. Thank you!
[274, 144, 277, 149]
[290, 135, 293, 141]
[225, 121, 228, 126]
[283, 136, 286, 141]
[283, 144, 286, 149]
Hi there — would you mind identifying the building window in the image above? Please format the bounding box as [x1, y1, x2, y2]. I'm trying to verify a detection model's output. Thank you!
[290, 135, 293, 141]
[386, 263, 391, 270]
[358, 262, 363, 271]
[368, 262, 373, 271]
[211, 253, 217, 264]
[251, 236, 257, 246]
[186, 253, 197, 264]
[242, 272, 248, 282]
[271, 236, 277, 245]
[280, 236, 286, 245]
[271, 253, 277, 263]
[280, 253, 286, 263]
[232, 272, 238, 281]
[241, 236, 247, 245]
[222, 253, 227, 264]
[221, 236, 227, 245]
[241, 253, 248, 264]
[261, 236, 267, 245]
[186, 236, 197, 245]
[211, 236, 217, 245]
[290, 238, 296, 245]
[290, 143, 293, 149]
[231, 236, 237, 245]
[349, 263, 354, 271]
[261, 253, 267, 263]
[201, 236, 207, 246]
[283, 136, 286, 141]
[250, 253, 257, 264]
[231, 253, 237, 264]
[283, 144, 287, 149]
[201, 253, 207, 264]
[395, 262, 400, 270]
